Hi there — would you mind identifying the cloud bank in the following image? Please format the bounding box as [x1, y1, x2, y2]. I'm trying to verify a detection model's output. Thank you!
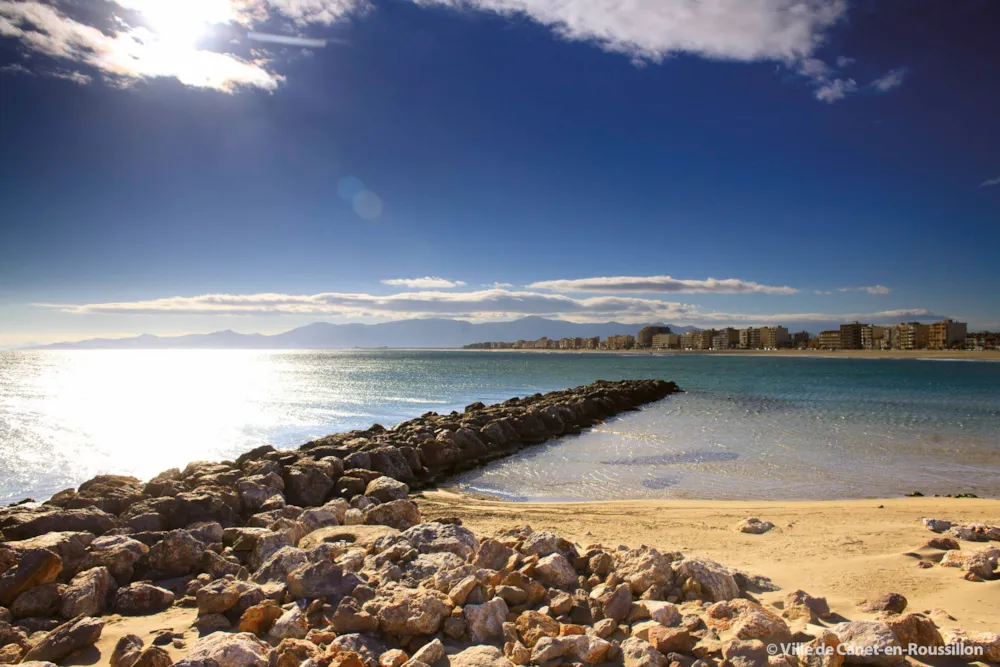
[980, 176, 1000, 188]
[38, 288, 940, 328]
[527, 276, 798, 295]
[381, 277, 467, 289]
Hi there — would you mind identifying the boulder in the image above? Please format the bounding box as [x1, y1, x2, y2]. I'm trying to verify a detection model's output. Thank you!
[328, 633, 390, 666]
[331, 597, 379, 634]
[183, 631, 271, 667]
[859, 593, 907, 615]
[473, 539, 514, 571]
[11, 582, 62, 619]
[365, 477, 409, 504]
[782, 590, 831, 623]
[464, 597, 509, 643]
[515, 610, 560, 648]
[272, 638, 321, 667]
[4, 531, 94, 574]
[80, 535, 148, 584]
[286, 560, 361, 601]
[706, 599, 791, 643]
[647, 626, 694, 654]
[110, 633, 143, 667]
[672, 557, 739, 602]
[284, 462, 334, 507]
[400, 522, 479, 559]
[409, 638, 444, 665]
[144, 530, 204, 576]
[238, 602, 283, 635]
[620, 637, 668, 667]
[449, 645, 514, 667]
[831, 620, 905, 666]
[616, 546, 675, 594]
[251, 546, 308, 584]
[22, 615, 105, 663]
[60, 565, 114, 618]
[364, 501, 421, 531]
[0, 548, 63, 606]
[795, 630, 844, 667]
[880, 613, 943, 647]
[113, 583, 175, 614]
[195, 579, 240, 615]
[0, 507, 117, 540]
[736, 518, 775, 534]
[269, 606, 309, 641]
[363, 587, 450, 636]
[534, 553, 578, 589]
[299, 525, 399, 551]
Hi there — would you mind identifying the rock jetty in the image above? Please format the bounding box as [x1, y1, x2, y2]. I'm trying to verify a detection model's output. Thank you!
[0, 378, 997, 666]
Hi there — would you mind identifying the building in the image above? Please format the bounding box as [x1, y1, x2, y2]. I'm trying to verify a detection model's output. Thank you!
[966, 332, 998, 350]
[602, 334, 635, 350]
[791, 331, 811, 348]
[928, 319, 967, 350]
[711, 328, 739, 350]
[636, 326, 672, 348]
[818, 330, 841, 350]
[581, 336, 600, 350]
[695, 329, 717, 350]
[739, 327, 761, 350]
[759, 326, 790, 349]
[861, 325, 890, 350]
[896, 322, 929, 350]
[651, 333, 681, 349]
[680, 331, 698, 349]
[839, 322, 865, 350]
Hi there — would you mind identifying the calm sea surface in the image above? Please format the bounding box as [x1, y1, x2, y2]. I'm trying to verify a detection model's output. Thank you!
[1, 350, 998, 503]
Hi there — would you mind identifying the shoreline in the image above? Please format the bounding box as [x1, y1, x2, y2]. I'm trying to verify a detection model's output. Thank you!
[448, 347, 1000, 361]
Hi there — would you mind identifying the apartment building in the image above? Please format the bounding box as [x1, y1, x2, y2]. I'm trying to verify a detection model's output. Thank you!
[861, 325, 890, 350]
[759, 326, 790, 349]
[602, 334, 635, 350]
[636, 326, 672, 348]
[651, 333, 681, 349]
[818, 330, 842, 349]
[680, 331, 698, 349]
[840, 322, 865, 350]
[711, 328, 739, 350]
[896, 322, 929, 350]
[966, 332, 999, 350]
[928, 319, 967, 350]
[739, 327, 762, 350]
[792, 331, 811, 347]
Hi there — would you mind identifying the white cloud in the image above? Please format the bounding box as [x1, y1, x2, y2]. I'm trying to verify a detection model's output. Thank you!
[0, 62, 35, 76]
[980, 176, 1000, 188]
[485, 282, 514, 288]
[416, 0, 847, 64]
[50, 69, 92, 85]
[836, 285, 892, 295]
[814, 77, 856, 102]
[835, 55, 854, 67]
[871, 67, 906, 92]
[0, 0, 366, 92]
[38, 288, 939, 327]
[527, 275, 798, 295]
[381, 277, 467, 289]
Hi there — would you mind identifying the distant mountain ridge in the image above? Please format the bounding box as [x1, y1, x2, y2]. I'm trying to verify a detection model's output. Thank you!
[32, 317, 699, 350]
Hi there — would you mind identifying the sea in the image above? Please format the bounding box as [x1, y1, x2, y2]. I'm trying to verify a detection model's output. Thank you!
[1, 349, 998, 503]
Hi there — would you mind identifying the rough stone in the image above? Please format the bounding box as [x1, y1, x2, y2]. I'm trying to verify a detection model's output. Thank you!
[60, 565, 114, 618]
[363, 587, 451, 636]
[534, 553, 579, 589]
[0, 548, 62, 606]
[183, 632, 271, 667]
[672, 557, 739, 602]
[22, 615, 105, 663]
[449, 645, 514, 667]
[620, 636, 668, 667]
[113, 583, 175, 614]
[831, 620, 905, 667]
[363, 501, 422, 531]
[465, 597, 509, 643]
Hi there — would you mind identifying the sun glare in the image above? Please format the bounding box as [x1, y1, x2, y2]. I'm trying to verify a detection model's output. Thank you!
[117, 0, 240, 46]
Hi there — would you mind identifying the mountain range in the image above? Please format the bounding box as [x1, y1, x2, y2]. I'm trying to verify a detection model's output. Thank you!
[31, 317, 699, 350]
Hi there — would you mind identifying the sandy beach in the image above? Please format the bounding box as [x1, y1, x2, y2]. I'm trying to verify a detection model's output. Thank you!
[418, 492, 1000, 633]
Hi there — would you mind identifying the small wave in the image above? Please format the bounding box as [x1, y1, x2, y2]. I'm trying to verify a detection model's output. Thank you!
[601, 450, 740, 466]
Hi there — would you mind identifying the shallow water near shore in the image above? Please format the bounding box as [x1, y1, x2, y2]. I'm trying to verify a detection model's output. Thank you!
[1, 349, 998, 502]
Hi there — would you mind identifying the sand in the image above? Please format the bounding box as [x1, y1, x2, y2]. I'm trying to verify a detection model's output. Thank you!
[418, 492, 1000, 633]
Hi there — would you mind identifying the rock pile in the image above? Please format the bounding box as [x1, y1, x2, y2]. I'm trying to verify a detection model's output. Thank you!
[919, 518, 1000, 581]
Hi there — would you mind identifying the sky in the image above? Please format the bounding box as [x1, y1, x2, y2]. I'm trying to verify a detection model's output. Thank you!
[1, 0, 998, 347]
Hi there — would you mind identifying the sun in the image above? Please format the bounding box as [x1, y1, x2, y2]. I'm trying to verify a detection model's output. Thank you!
[117, 0, 240, 46]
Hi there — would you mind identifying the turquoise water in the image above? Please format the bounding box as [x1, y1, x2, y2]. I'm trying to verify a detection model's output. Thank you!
[1, 350, 998, 502]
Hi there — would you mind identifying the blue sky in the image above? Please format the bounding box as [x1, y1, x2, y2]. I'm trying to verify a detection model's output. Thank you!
[1, 0, 998, 346]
